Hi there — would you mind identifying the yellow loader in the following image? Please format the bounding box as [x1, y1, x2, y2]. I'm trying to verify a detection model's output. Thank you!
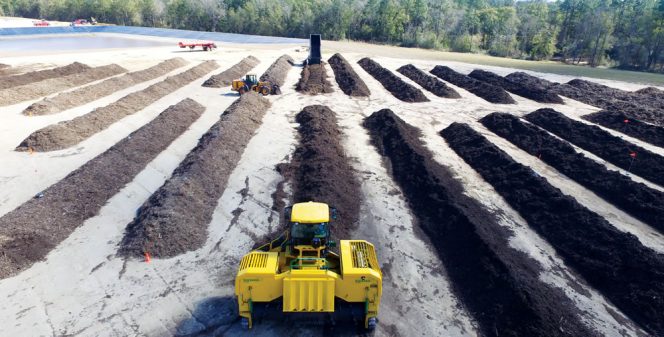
[235, 201, 382, 329]
[231, 74, 279, 95]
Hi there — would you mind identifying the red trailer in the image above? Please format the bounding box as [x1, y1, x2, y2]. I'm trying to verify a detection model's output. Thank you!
[178, 41, 217, 51]
[33, 20, 50, 27]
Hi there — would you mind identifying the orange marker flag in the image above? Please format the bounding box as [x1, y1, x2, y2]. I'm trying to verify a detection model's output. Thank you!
[630, 151, 637, 159]
[144, 252, 151, 263]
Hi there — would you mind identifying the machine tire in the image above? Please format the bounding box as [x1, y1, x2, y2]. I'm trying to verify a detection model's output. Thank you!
[203, 46, 208, 51]
[367, 317, 377, 330]
[261, 86, 270, 95]
[272, 85, 281, 95]
[241, 317, 249, 329]
[238, 86, 247, 95]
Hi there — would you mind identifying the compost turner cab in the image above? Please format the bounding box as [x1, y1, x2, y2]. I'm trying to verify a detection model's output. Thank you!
[235, 202, 382, 330]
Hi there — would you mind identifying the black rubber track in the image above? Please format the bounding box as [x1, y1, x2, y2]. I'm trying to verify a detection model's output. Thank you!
[441, 122, 664, 335]
[468, 69, 563, 103]
[584, 110, 664, 148]
[482, 112, 664, 233]
[430, 65, 516, 104]
[396, 64, 460, 98]
[526, 109, 664, 187]
[363, 109, 595, 337]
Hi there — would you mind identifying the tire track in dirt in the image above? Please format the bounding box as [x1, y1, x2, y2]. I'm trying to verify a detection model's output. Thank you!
[363, 109, 594, 337]
[584, 111, 664, 148]
[295, 63, 334, 95]
[17, 60, 219, 152]
[0, 99, 205, 280]
[396, 64, 460, 98]
[0, 64, 126, 107]
[202, 56, 259, 88]
[526, 109, 664, 187]
[0, 62, 90, 90]
[23, 58, 188, 116]
[327, 53, 370, 97]
[441, 122, 664, 336]
[468, 69, 562, 103]
[119, 92, 271, 258]
[430, 66, 515, 104]
[260, 54, 294, 90]
[357, 58, 428, 102]
[482, 112, 664, 234]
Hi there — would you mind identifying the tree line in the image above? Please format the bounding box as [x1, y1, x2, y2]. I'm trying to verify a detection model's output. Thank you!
[2, 0, 664, 73]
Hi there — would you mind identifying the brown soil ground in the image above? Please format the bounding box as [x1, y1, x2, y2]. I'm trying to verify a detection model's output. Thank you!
[259, 54, 294, 89]
[0, 99, 205, 280]
[584, 110, 664, 148]
[469, 69, 563, 103]
[295, 63, 334, 95]
[202, 56, 259, 88]
[364, 109, 594, 337]
[24, 58, 188, 116]
[327, 53, 370, 97]
[441, 122, 664, 335]
[119, 92, 271, 258]
[396, 64, 461, 98]
[0, 62, 90, 90]
[357, 57, 428, 102]
[278, 105, 361, 239]
[430, 66, 516, 104]
[17, 60, 218, 152]
[0, 64, 126, 106]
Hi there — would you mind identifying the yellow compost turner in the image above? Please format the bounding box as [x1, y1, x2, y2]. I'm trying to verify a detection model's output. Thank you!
[235, 201, 382, 329]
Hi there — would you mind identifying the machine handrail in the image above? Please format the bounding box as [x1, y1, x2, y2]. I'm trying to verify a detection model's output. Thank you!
[254, 230, 288, 252]
[290, 257, 330, 270]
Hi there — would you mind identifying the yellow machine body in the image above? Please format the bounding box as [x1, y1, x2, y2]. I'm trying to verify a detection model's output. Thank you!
[234, 202, 382, 329]
[231, 74, 273, 95]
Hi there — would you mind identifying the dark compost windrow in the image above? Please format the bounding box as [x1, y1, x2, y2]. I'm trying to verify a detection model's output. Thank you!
[430, 65, 516, 104]
[481, 112, 664, 233]
[363, 109, 594, 337]
[441, 122, 664, 335]
[0, 99, 205, 279]
[525, 109, 664, 187]
[120, 92, 271, 258]
[357, 58, 428, 102]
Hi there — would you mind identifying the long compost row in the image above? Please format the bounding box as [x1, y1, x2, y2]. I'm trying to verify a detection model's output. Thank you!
[120, 93, 271, 258]
[441, 123, 664, 335]
[0, 64, 127, 106]
[0, 62, 91, 90]
[481, 112, 664, 233]
[363, 109, 593, 337]
[0, 99, 205, 279]
[202, 56, 259, 88]
[17, 60, 219, 152]
[23, 58, 189, 116]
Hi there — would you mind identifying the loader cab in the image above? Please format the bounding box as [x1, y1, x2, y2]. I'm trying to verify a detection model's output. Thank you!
[245, 74, 258, 86]
[285, 202, 336, 246]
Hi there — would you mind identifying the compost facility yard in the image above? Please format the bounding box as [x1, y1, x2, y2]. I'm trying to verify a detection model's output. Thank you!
[1, 32, 664, 337]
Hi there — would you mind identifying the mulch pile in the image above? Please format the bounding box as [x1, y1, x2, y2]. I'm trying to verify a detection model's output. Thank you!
[0, 62, 90, 90]
[295, 63, 334, 95]
[583, 110, 664, 148]
[482, 112, 664, 233]
[504, 72, 557, 89]
[259, 54, 294, 91]
[469, 69, 562, 103]
[430, 65, 515, 104]
[0, 99, 205, 279]
[396, 64, 461, 98]
[278, 105, 361, 239]
[202, 56, 259, 88]
[0, 64, 126, 106]
[363, 109, 593, 337]
[24, 58, 188, 116]
[119, 92, 271, 258]
[357, 58, 428, 102]
[17, 60, 218, 152]
[526, 109, 664, 187]
[441, 122, 664, 336]
[327, 53, 370, 97]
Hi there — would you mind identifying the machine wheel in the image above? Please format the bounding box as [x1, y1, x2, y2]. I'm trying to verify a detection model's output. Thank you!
[260, 86, 270, 95]
[203, 46, 208, 51]
[238, 86, 247, 95]
[272, 85, 281, 95]
[367, 317, 377, 330]
[240, 317, 249, 329]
